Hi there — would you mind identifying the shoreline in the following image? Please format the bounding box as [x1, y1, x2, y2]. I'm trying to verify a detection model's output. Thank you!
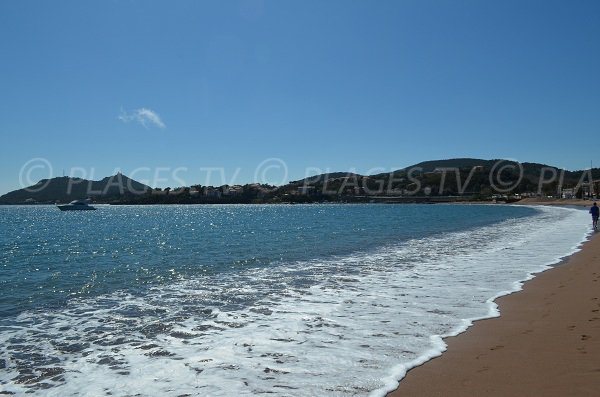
[386, 217, 600, 396]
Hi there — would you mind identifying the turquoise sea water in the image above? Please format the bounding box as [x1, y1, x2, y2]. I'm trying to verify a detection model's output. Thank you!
[0, 204, 590, 396]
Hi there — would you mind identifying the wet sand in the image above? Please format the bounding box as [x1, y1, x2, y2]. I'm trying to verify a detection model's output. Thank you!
[388, 231, 600, 396]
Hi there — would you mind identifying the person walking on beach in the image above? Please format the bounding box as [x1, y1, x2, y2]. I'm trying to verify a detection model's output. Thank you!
[590, 202, 599, 231]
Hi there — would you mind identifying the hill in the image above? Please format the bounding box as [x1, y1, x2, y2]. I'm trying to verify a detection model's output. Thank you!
[2, 158, 600, 205]
[0, 173, 151, 204]
[403, 158, 494, 173]
[288, 172, 363, 185]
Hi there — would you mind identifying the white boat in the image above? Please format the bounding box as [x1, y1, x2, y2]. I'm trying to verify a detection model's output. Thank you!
[56, 199, 96, 211]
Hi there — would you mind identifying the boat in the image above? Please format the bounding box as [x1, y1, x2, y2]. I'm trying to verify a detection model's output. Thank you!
[56, 199, 96, 211]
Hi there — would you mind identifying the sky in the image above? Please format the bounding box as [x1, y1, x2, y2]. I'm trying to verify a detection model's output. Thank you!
[1, 0, 599, 193]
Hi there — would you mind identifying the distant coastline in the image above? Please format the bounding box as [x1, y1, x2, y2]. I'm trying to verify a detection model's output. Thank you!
[2, 158, 600, 205]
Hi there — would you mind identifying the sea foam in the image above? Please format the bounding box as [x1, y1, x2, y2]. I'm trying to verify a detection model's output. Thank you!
[0, 205, 590, 396]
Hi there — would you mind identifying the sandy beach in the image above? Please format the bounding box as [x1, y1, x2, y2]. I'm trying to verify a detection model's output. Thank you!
[388, 216, 600, 396]
[515, 198, 595, 207]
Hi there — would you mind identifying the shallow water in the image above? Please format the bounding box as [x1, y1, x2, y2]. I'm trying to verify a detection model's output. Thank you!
[0, 204, 590, 396]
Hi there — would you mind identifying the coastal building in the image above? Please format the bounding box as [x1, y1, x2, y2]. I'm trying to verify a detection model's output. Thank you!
[256, 188, 270, 199]
[204, 187, 222, 198]
[224, 185, 244, 196]
[561, 188, 576, 199]
[151, 188, 168, 196]
[171, 187, 187, 195]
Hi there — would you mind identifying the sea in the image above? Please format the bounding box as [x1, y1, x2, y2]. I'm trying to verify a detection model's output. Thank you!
[0, 203, 591, 396]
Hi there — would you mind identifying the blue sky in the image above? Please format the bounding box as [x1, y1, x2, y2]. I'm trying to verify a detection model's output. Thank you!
[1, 0, 599, 193]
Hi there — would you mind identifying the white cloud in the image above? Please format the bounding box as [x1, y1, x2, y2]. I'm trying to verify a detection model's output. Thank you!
[119, 107, 166, 129]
